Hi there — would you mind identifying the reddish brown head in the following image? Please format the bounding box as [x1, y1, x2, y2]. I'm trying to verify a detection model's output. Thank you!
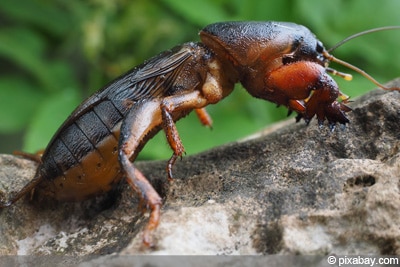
[200, 22, 399, 128]
[200, 21, 349, 127]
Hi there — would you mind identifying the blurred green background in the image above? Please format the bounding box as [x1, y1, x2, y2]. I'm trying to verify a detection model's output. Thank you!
[0, 0, 399, 160]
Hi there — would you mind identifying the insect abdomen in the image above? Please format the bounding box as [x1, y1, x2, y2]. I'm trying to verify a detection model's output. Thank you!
[37, 99, 130, 201]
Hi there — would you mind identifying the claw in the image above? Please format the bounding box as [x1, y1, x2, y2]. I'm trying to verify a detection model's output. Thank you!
[167, 154, 178, 181]
[295, 114, 303, 123]
[318, 120, 324, 129]
[329, 122, 336, 132]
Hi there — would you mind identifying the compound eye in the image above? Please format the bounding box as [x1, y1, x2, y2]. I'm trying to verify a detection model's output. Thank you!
[316, 41, 324, 53]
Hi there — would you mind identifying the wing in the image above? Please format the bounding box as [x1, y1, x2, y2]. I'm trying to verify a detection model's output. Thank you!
[72, 44, 194, 117]
[45, 44, 196, 147]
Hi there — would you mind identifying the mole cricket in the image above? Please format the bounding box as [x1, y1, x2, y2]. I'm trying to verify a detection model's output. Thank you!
[1, 21, 399, 247]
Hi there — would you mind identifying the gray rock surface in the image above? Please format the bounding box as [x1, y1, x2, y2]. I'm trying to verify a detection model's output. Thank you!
[0, 79, 399, 264]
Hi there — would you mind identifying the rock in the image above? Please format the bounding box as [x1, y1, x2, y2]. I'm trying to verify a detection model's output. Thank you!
[0, 79, 399, 264]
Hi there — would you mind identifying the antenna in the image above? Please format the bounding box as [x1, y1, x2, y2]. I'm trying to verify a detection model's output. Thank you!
[324, 52, 399, 91]
[325, 26, 400, 91]
[327, 26, 400, 53]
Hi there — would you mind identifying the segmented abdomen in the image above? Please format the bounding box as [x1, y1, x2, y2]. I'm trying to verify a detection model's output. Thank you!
[37, 99, 131, 200]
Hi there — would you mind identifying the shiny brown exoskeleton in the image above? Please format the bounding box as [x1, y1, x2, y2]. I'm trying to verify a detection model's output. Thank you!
[1, 21, 398, 247]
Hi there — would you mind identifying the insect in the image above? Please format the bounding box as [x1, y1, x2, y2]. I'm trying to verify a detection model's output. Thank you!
[0, 21, 399, 247]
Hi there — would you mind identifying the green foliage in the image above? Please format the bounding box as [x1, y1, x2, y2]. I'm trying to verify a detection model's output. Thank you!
[0, 0, 399, 160]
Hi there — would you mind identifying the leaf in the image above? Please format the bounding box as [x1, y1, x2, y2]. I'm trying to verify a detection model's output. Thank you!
[0, 0, 71, 36]
[23, 89, 82, 153]
[159, 0, 230, 26]
[0, 78, 44, 133]
[0, 27, 58, 92]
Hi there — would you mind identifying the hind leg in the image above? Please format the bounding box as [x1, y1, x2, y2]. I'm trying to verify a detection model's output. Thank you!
[118, 101, 165, 247]
[119, 145, 162, 247]
[120, 155, 162, 247]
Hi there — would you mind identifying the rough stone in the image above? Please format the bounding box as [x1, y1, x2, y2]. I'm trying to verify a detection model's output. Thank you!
[0, 79, 399, 264]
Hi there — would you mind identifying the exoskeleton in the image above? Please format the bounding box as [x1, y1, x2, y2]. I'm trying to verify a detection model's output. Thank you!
[1, 21, 398, 247]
